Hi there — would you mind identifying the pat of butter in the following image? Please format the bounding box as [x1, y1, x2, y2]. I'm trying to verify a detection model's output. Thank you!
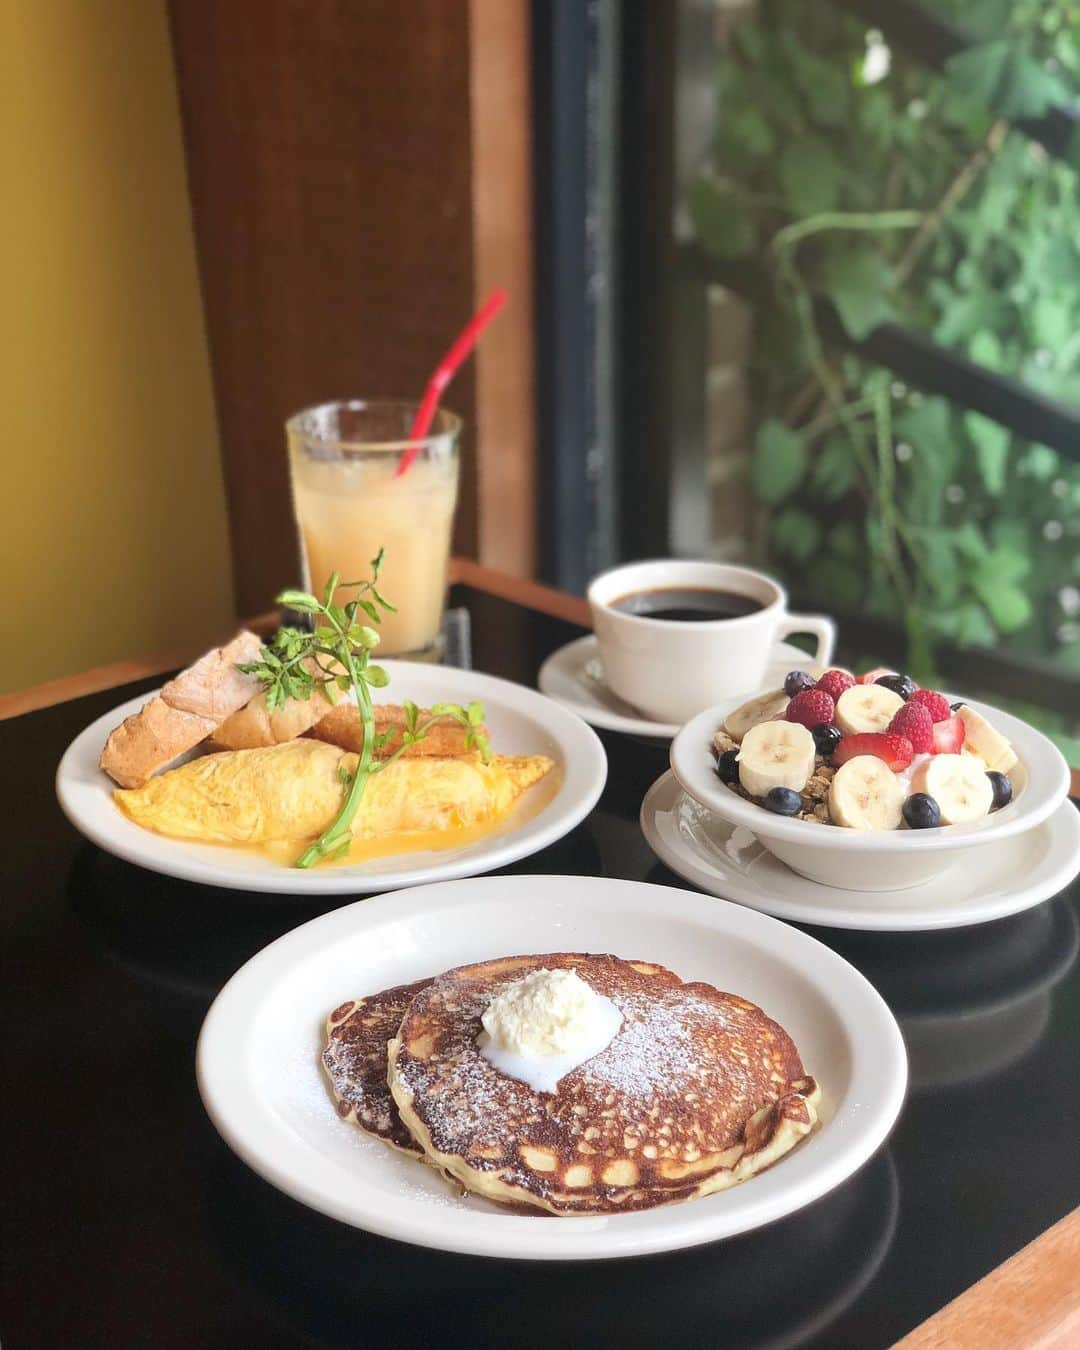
[478, 967, 622, 1093]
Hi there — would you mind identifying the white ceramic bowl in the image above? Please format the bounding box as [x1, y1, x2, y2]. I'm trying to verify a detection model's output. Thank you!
[670, 694, 1071, 892]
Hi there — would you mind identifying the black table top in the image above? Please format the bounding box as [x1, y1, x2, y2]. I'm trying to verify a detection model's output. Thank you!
[5, 582, 1079, 1350]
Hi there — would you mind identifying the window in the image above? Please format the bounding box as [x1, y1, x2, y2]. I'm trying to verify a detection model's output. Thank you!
[537, 0, 1079, 762]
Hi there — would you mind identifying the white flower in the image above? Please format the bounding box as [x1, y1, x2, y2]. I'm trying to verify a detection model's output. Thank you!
[862, 30, 891, 84]
[1059, 585, 1080, 616]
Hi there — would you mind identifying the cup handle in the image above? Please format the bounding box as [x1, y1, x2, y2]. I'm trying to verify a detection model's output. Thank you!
[775, 613, 836, 668]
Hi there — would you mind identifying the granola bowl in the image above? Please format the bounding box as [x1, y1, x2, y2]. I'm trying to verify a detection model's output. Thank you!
[670, 694, 1071, 893]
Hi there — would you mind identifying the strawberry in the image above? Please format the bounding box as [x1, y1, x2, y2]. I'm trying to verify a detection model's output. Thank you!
[833, 732, 914, 772]
[785, 688, 835, 729]
[888, 702, 934, 753]
[908, 688, 952, 723]
[931, 713, 965, 754]
[858, 666, 895, 685]
[816, 669, 856, 702]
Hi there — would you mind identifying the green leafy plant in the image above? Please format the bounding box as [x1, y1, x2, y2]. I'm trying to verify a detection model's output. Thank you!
[238, 551, 491, 868]
[689, 0, 1080, 695]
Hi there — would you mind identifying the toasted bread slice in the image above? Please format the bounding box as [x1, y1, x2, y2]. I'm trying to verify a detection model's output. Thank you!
[208, 658, 339, 751]
[309, 703, 484, 759]
[99, 631, 262, 788]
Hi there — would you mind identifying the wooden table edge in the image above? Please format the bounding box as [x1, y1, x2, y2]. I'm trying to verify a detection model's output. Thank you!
[891, 1205, 1080, 1349]
[3, 557, 1078, 1341]
[0, 558, 591, 721]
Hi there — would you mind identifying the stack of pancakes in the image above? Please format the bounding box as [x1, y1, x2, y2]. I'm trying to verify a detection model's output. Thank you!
[322, 952, 819, 1216]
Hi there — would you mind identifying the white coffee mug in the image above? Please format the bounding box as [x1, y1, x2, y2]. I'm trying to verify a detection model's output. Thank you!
[588, 560, 835, 725]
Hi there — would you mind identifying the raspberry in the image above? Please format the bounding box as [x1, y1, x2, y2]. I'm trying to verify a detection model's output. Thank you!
[908, 688, 951, 723]
[833, 732, 914, 772]
[888, 702, 933, 753]
[816, 669, 855, 702]
[785, 688, 835, 729]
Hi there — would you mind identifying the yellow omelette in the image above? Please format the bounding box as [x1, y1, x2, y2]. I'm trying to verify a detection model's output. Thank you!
[113, 739, 554, 846]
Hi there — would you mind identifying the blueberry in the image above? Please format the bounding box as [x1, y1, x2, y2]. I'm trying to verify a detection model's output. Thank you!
[876, 673, 916, 700]
[811, 723, 842, 757]
[716, 749, 740, 785]
[764, 787, 802, 816]
[903, 793, 941, 829]
[784, 670, 816, 698]
[987, 771, 1012, 810]
[950, 701, 965, 713]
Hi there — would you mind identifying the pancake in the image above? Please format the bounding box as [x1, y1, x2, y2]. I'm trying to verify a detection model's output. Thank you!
[322, 980, 433, 1158]
[388, 953, 819, 1215]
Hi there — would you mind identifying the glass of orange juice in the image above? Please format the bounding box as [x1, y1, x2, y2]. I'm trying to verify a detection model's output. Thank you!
[286, 400, 461, 657]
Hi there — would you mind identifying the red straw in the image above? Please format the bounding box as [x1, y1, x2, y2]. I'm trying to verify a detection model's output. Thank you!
[395, 288, 508, 476]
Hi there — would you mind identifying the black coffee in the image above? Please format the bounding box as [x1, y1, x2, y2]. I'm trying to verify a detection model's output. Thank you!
[610, 586, 763, 622]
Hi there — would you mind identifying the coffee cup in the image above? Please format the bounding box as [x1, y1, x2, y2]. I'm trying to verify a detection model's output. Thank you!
[587, 560, 835, 725]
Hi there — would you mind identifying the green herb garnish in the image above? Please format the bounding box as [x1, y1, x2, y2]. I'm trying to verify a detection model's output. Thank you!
[237, 549, 491, 868]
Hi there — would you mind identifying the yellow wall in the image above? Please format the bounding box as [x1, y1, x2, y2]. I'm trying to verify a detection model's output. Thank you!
[0, 0, 234, 694]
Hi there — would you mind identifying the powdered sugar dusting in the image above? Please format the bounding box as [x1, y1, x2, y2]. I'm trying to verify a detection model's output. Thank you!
[393, 955, 805, 1207]
[580, 987, 741, 1098]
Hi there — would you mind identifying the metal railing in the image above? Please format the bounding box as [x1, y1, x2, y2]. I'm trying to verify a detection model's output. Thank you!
[677, 245, 1080, 460]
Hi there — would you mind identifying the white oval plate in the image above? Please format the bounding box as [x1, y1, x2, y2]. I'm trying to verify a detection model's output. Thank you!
[56, 664, 607, 895]
[196, 874, 906, 1260]
[642, 770, 1080, 931]
[538, 634, 820, 741]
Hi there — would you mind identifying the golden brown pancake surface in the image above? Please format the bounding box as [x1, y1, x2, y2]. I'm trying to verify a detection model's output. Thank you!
[388, 953, 818, 1215]
[321, 980, 433, 1157]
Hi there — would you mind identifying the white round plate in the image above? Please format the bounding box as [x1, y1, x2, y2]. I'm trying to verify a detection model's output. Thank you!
[642, 770, 1080, 931]
[538, 634, 819, 740]
[56, 664, 607, 895]
[196, 874, 906, 1261]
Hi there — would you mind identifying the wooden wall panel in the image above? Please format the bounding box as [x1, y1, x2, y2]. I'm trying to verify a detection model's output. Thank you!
[169, 0, 485, 616]
[469, 0, 536, 577]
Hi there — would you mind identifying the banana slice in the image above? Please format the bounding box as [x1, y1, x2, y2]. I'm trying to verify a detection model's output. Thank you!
[911, 754, 994, 824]
[955, 704, 1017, 773]
[723, 689, 790, 741]
[736, 720, 815, 798]
[834, 684, 905, 735]
[829, 755, 904, 830]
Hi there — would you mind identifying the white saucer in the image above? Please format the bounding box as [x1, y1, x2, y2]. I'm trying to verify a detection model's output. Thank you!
[538, 634, 819, 740]
[56, 663, 606, 896]
[641, 770, 1080, 931]
[197, 874, 906, 1260]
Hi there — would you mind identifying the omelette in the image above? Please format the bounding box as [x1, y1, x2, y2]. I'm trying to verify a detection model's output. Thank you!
[113, 739, 554, 846]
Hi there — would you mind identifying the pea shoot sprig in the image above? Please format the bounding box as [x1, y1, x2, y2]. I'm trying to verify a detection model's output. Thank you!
[236, 549, 490, 869]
